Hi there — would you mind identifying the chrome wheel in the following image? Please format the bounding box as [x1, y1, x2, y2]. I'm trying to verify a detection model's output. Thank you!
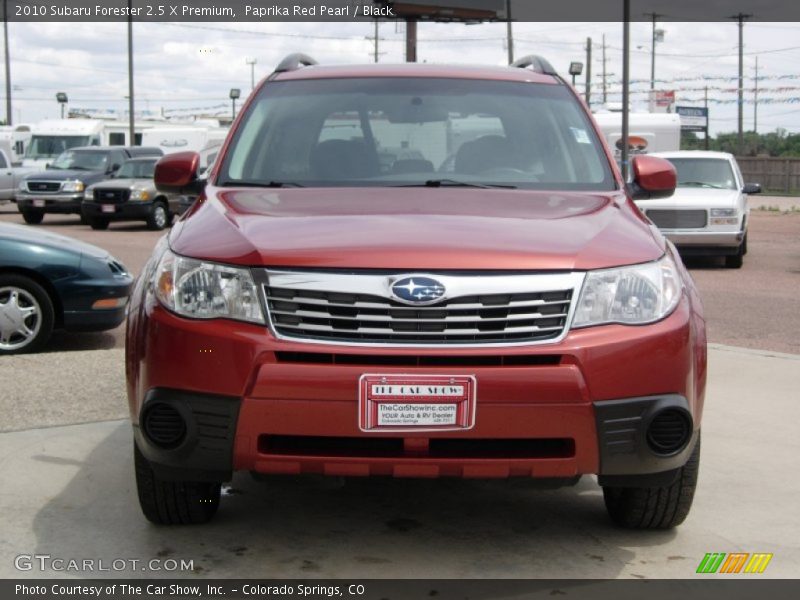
[152, 205, 167, 230]
[0, 286, 42, 351]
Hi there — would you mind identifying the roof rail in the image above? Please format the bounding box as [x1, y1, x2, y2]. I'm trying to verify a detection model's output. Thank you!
[510, 55, 558, 76]
[273, 53, 318, 74]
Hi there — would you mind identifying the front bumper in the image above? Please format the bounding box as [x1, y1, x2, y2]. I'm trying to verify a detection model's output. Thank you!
[17, 193, 83, 213]
[81, 200, 156, 221]
[127, 295, 705, 483]
[663, 229, 745, 253]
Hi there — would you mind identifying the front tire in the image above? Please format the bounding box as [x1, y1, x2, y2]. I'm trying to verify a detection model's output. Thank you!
[134, 441, 221, 525]
[725, 247, 744, 269]
[146, 202, 169, 231]
[21, 209, 44, 224]
[602, 433, 700, 529]
[88, 218, 110, 231]
[0, 274, 55, 354]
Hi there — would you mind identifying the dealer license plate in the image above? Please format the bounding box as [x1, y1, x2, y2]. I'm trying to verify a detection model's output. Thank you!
[101, 204, 116, 213]
[359, 374, 476, 432]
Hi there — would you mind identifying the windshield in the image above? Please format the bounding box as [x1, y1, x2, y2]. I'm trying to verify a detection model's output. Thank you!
[115, 159, 156, 179]
[219, 77, 614, 190]
[51, 150, 108, 171]
[665, 158, 737, 190]
[25, 135, 92, 159]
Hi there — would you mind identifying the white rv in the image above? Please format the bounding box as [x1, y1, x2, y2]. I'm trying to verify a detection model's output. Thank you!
[141, 126, 228, 160]
[592, 112, 681, 161]
[0, 124, 32, 165]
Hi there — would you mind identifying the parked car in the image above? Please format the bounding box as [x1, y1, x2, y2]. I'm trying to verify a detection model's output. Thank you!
[15, 146, 163, 224]
[0, 223, 133, 354]
[127, 54, 706, 529]
[635, 151, 760, 268]
[0, 148, 37, 203]
[82, 157, 182, 231]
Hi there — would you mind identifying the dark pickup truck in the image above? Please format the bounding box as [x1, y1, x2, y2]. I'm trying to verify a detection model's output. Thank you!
[16, 146, 162, 224]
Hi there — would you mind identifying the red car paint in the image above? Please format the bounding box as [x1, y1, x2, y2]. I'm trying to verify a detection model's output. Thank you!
[128, 62, 705, 510]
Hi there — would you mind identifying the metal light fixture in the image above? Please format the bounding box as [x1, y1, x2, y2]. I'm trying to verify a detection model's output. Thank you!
[56, 92, 68, 118]
[229, 88, 241, 121]
[568, 62, 583, 86]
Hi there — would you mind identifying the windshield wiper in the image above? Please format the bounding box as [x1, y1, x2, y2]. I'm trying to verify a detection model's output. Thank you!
[396, 179, 517, 189]
[67, 166, 90, 171]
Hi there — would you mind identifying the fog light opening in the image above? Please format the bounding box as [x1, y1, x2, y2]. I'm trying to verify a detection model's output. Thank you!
[646, 408, 692, 455]
[142, 403, 187, 449]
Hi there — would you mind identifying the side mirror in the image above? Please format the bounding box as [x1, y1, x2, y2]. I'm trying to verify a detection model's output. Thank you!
[743, 182, 761, 195]
[628, 155, 677, 200]
[154, 151, 203, 194]
[108, 163, 120, 174]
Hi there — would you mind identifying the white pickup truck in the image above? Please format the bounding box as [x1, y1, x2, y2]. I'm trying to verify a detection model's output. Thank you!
[0, 149, 36, 204]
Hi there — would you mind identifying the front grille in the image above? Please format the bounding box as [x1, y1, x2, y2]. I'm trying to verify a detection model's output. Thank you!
[263, 270, 581, 346]
[274, 351, 562, 367]
[93, 188, 131, 204]
[647, 209, 707, 229]
[26, 181, 61, 193]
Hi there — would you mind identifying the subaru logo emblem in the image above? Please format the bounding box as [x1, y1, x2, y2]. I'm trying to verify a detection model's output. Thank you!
[390, 276, 446, 305]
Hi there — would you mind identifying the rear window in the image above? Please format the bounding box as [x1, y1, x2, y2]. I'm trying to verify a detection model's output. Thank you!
[219, 77, 614, 191]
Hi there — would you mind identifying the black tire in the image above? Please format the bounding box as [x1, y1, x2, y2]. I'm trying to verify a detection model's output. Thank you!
[133, 441, 221, 525]
[602, 433, 700, 530]
[146, 202, 169, 231]
[0, 274, 55, 354]
[79, 212, 89, 225]
[88, 218, 110, 231]
[725, 248, 743, 269]
[742, 232, 748, 255]
[21, 209, 44, 224]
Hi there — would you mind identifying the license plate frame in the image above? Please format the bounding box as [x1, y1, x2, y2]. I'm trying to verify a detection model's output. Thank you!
[32, 199, 45, 208]
[101, 204, 116, 214]
[358, 374, 476, 433]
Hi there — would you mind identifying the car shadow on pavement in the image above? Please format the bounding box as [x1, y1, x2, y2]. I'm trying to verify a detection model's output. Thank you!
[682, 256, 728, 270]
[43, 330, 119, 353]
[32, 422, 678, 579]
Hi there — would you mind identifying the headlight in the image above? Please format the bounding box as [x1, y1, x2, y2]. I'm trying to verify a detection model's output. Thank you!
[709, 208, 739, 225]
[83, 188, 93, 200]
[153, 249, 264, 324]
[130, 189, 150, 201]
[572, 255, 682, 328]
[62, 180, 85, 193]
[18, 180, 27, 192]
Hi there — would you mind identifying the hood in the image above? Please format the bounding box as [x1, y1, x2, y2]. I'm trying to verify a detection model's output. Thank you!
[88, 178, 149, 191]
[169, 187, 663, 271]
[24, 168, 107, 185]
[635, 187, 740, 210]
[0, 222, 109, 260]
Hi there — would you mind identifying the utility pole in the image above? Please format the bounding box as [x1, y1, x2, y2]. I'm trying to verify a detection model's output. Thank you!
[621, 2, 630, 181]
[585, 37, 592, 107]
[645, 12, 663, 91]
[127, 2, 135, 145]
[405, 19, 417, 62]
[601, 34, 608, 104]
[704, 85, 709, 150]
[753, 55, 759, 134]
[4, 0, 12, 125]
[373, 21, 379, 63]
[505, 0, 514, 64]
[732, 12, 751, 154]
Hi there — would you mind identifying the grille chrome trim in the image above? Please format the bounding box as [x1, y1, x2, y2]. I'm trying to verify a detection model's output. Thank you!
[261, 269, 585, 348]
[646, 209, 708, 229]
[25, 180, 62, 193]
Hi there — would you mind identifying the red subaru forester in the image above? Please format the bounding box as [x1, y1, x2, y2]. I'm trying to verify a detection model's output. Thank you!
[127, 54, 706, 528]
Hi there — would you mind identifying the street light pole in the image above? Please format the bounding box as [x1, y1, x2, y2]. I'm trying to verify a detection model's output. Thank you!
[3, 0, 12, 125]
[127, 2, 135, 145]
[246, 57, 257, 91]
[732, 12, 751, 155]
[621, 0, 631, 182]
[505, 0, 514, 65]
